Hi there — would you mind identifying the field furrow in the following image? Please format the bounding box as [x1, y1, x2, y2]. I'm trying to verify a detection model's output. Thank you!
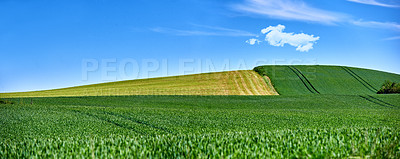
[231, 71, 246, 95]
[235, 71, 254, 95]
[242, 71, 261, 95]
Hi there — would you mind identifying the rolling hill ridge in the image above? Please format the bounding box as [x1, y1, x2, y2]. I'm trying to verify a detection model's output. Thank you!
[1, 65, 399, 98]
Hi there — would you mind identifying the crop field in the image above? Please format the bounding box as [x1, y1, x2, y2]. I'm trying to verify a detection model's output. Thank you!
[254, 65, 400, 95]
[1, 65, 399, 158]
[0, 70, 278, 98]
[1, 95, 400, 158]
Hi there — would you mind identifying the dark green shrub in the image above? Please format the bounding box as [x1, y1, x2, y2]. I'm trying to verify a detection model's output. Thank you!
[253, 66, 266, 76]
[377, 80, 400, 94]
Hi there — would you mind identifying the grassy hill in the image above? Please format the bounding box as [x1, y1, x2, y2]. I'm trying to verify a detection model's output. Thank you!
[254, 65, 400, 95]
[0, 70, 278, 98]
[2, 65, 399, 98]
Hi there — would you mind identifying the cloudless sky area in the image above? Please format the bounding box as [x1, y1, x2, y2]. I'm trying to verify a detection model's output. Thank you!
[1, 0, 399, 92]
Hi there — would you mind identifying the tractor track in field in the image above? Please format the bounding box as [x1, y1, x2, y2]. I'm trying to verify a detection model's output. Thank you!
[292, 66, 320, 94]
[366, 95, 398, 108]
[359, 95, 398, 108]
[68, 108, 172, 134]
[288, 66, 320, 94]
[103, 111, 173, 133]
[68, 109, 144, 134]
[342, 67, 377, 93]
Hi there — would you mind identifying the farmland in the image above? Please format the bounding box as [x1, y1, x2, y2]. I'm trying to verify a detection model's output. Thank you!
[1, 65, 400, 158]
[1, 94, 400, 158]
[0, 70, 277, 98]
[254, 65, 400, 95]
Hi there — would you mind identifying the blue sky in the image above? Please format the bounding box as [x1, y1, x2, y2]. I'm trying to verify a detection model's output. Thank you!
[0, 0, 399, 93]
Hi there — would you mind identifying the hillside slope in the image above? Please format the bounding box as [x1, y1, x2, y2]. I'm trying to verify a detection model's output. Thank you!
[254, 65, 400, 95]
[2, 65, 398, 97]
[0, 70, 278, 97]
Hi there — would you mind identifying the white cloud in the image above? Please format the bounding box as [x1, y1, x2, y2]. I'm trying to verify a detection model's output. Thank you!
[247, 24, 320, 52]
[232, 0, 347, 25]
[151, 24, 256, 37]
[352, 20, 400, 31]
[347, 0, 399, 8]
[246, 38, 261, 45]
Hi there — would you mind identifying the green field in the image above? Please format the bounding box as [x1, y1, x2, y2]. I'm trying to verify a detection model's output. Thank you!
[1, 65, 400, 158]
[254, 65, 400, 95]
[1, 95, 400, 158]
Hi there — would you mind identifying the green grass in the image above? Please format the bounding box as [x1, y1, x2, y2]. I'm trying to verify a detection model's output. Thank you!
[2, 128, 398, 158]
[0, 70, 277, 98]
[254, 65, 400, 95]
[1, 95, 399, 157]
[1, 65, 400, 157]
